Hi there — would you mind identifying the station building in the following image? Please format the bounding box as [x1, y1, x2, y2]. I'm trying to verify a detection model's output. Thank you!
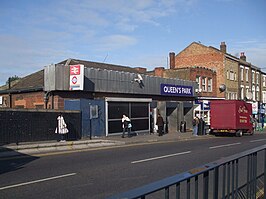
[0, 59, 197, 137]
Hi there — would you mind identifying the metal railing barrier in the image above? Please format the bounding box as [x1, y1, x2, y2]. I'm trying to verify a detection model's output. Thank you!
[107, 144, 266, 199]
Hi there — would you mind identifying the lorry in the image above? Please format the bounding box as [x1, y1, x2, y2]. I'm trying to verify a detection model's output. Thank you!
[210, 100, 254, 136]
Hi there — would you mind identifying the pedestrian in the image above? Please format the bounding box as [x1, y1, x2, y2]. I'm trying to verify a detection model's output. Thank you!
[192, 116, 199, 136]
[121, 114, 132, 138]
[261, 115, 264, 129]
[156, 113, 164, 136]
[55, 114, 69, 142]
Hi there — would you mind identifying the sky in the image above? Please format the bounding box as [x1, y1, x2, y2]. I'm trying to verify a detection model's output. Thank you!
[0, 0, 266, 85]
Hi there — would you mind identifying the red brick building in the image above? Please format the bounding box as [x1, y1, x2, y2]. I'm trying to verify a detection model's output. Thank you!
[170, 42, 239, 99]
[148, 66, 217, 98]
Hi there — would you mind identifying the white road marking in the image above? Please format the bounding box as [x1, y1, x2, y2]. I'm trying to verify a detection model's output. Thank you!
[131, 151, 191, 164]
[250, 139, 266, 143]
[209, 142, 241, 149]
[0, 173, 76, 191]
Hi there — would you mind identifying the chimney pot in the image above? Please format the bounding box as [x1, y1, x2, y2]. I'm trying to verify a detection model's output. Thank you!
[220, 42, 227, 53]
[240, 52, 246, 61]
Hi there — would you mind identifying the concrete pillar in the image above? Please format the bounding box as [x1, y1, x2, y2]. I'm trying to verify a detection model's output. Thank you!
[167, 106, 178, 133]
[157, 101, 166, 134]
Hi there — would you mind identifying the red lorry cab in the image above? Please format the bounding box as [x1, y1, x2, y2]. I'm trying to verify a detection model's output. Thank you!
[210, 100, 254, 136]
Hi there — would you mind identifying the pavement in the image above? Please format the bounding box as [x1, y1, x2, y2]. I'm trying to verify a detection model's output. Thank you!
[0, 131, 212, 158]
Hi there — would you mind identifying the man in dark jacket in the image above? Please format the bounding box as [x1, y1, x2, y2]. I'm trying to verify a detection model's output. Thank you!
[156, 113, 164, 136]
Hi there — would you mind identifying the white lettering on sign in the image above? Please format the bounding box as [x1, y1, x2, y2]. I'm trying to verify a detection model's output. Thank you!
[163, 86, 192, 95]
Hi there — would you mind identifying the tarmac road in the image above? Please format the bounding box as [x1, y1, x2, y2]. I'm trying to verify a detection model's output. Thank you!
[1, 131, 266, 199]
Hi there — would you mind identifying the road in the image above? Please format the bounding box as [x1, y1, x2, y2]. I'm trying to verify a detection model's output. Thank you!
[1, 133, 266, 199]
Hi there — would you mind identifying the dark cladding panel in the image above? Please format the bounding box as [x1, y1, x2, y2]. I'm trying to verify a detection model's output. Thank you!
[83, 67, 196, 97]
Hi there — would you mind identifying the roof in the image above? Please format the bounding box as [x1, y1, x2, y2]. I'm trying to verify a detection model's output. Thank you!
[0, 70, 44, 94]
[176, 42, 261, 70]
[59, 58, 144, 74]
[0, 59, 144, 94]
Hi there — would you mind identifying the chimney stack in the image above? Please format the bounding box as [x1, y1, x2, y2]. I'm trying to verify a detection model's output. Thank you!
[169, 52, 175, 69]
[240, 52, 246, 61]
[154, 67, 164, 77]
[220, 42, 226, 53]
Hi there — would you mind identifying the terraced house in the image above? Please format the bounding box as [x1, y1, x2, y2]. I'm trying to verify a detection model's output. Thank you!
[168, 41, 266, 120]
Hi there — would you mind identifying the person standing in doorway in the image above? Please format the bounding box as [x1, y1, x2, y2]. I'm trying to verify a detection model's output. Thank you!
[55, 114, 69, 142]
[156, 113, 164, 136]
[122, 114, 131, 138]
[192, 116, 199, 136]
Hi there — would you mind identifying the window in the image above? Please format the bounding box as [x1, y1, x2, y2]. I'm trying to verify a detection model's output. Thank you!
[263, 91, 266, 103]
[230, 71, 235, 80]
[252, 71, 255, 84]
[202, 77, 207, 91]
[246, 68, 249, 82]
[252, 86, 255, 100]
[246, 88, 249, 99]
[207, 78, 212, 92]
[108, 102, 149, 134]
[240, 86, 244, 100]
[263, 75, 266, 87]
[35, 104, 44, 109]
[256, 86, 260, 101]
[256, 73, 259, 85]
[240, 68, 244, 81]
[196, 76, 201, 91]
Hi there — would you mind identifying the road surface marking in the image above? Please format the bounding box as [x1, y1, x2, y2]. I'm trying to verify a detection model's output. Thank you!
[131, 151, 191, 164]
[209, 142, 241, 149]
[250, 139, 266, 143]
[0, 173, 76, 191]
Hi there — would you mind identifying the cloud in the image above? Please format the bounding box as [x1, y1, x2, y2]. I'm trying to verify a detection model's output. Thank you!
[96, 35, 138, 51]
[231, 40, 266, 68]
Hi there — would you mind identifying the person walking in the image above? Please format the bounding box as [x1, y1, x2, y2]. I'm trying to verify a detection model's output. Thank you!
[156, 113, 164, 136]
[121, 114, 131, 138]
[55, 114, 69, 142]
[192, 116, 199, 136]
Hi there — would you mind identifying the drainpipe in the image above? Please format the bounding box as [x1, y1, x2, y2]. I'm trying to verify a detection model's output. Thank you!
[44, 91, 52, 109]
[8, 77, 12, 108]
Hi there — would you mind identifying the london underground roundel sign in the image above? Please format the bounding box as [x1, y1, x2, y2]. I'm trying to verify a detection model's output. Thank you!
[71, 76, 77, 84]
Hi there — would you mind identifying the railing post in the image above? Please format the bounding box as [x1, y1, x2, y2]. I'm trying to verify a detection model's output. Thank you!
[247, 154, 251, 198]
[165, 186, 169, 199]
[235, 159, 239, 199]
[203, 171, 209, 199]
[187, 178, 190, 199]
[222, 164, 226, 199]
[232, 160, 235, 199]
[264, 149, 266, 199]
[176, 182, 180, 199]
[213, 168, 219, 199]
[253, 152, 257, 199]
[227, 162, 231, 198]
[195, 176, 198, 199]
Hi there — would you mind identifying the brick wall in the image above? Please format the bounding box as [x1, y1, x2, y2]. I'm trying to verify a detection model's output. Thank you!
[174, 43, 225, 98]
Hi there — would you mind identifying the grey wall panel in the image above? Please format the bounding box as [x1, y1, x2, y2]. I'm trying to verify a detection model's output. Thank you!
[44, 64, 56, 91]
[82, 67, 196, 96]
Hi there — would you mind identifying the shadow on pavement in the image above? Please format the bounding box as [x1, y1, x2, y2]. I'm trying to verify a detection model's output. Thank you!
[0, 146, 39, 175]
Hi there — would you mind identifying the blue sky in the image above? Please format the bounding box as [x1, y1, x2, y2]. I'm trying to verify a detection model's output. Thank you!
[0, 0, 265, 85]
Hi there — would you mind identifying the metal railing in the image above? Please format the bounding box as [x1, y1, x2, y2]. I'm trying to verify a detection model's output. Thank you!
[107, 144, 266, 199]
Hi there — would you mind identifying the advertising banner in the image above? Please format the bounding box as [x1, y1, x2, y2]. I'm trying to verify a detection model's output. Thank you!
[69, 64, 84, 90]
[160, 84, 193, 97]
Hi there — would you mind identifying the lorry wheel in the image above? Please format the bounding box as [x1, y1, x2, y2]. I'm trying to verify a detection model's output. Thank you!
[236, 130, 243, 137]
